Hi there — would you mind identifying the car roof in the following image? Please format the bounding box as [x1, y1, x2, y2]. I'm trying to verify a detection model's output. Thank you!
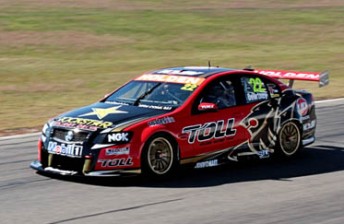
[149, 66, 238, 78]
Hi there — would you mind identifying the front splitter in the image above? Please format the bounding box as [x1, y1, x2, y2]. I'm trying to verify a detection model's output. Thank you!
[30, 160, 141, 177]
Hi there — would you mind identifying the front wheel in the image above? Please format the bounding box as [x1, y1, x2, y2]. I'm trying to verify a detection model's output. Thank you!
[141, 134, 178, 177]
[275, 121, 302, 157]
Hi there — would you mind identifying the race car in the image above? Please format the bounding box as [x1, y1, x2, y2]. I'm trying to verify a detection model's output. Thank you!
[30, 66, 329, 177]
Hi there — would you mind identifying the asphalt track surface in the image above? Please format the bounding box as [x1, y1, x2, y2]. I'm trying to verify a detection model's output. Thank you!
[1, 99, 343, 224]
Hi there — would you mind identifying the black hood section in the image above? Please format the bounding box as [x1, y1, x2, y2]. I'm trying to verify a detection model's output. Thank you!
[56, 103, 168, 128]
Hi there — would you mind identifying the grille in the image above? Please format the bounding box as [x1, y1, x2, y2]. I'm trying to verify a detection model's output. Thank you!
[52, 129, 89, 142]
[51, 154, 85, 172]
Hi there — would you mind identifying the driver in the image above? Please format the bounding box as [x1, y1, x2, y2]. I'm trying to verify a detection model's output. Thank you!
[202, 82, 235, 108]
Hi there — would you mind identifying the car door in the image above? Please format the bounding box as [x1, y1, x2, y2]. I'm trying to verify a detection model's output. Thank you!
[180, 77, 249, 156]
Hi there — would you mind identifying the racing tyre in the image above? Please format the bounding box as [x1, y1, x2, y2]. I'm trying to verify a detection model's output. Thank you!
[276, 121, 302, 157]
[142, 134, 178, 178]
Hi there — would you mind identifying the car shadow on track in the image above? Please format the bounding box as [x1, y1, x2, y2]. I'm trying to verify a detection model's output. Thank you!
[37, 144, 344, 188]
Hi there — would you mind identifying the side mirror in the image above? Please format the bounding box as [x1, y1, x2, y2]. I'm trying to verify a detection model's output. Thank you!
[198, 102, 218, 112]
[100, 93, 110, 101]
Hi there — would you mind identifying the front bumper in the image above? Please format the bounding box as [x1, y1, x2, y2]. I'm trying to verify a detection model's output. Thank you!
[302, 136, 315, 147]
[30, 160, 141, 177]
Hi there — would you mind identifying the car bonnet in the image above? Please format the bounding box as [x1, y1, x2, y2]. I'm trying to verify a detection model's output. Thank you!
[53, 102, 168, 131]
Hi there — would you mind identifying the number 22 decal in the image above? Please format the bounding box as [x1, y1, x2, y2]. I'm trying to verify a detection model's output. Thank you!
[249, 77, 266, 93]
[181, 83, 197, 91]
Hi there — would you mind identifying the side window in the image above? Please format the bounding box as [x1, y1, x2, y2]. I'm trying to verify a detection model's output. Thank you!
[240, 76, 269, 104]
[197, 79, 237, 110]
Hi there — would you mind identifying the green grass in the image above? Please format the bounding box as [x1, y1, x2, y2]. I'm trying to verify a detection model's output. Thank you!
[1, 0, 344, 133]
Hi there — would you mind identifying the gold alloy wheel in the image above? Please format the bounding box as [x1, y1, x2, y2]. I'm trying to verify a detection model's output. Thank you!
[147, 137, 174, 175]
[279, 122, 301, 156]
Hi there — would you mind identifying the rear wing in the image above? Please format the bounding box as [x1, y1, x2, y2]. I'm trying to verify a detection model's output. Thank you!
[248, 69, 329, 88]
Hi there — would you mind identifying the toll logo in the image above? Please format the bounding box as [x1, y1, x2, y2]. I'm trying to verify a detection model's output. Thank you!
[182, 119, 236, 144]
[98, 158, 133, 167]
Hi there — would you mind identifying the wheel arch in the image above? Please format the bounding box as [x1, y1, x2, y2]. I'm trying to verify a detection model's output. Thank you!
[278, 118, 303, 136]
[139, 128, 180, 161]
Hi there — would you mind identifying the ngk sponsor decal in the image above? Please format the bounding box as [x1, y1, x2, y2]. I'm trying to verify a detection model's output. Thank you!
[107, 132, 130, 142]
[182, 119, 236, 144]
[47, 141, 83, 157]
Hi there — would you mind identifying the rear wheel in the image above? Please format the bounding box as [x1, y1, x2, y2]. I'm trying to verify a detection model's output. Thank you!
[276, 121, 302, 157]
[142, 134, 178, 177]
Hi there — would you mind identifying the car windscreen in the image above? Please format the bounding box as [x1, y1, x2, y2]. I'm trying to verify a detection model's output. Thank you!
[105, 81, 195, 110]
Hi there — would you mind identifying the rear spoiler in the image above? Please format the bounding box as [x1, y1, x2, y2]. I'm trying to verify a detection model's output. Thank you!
[244, 67, 329, 88]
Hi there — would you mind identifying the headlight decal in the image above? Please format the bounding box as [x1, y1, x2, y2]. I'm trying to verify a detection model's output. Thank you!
[42, 123, 50, 137]
[91, 144, 116, 150]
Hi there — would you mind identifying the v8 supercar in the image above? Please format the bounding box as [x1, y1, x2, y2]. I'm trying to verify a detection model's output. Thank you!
[31, 66, 329, 177]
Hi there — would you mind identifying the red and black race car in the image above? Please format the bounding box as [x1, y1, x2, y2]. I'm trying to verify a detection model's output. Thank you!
[31, 66, 329, 177]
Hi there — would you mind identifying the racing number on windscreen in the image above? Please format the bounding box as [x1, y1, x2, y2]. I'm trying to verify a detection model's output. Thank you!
[181, 83, 198, 91]
[242, 76, 269, 103]
[249, 77, 266, 93]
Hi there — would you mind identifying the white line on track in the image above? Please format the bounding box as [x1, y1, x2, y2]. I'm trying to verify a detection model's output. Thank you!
[315, 97, 344, 104]
[0, 132, 39, 141]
